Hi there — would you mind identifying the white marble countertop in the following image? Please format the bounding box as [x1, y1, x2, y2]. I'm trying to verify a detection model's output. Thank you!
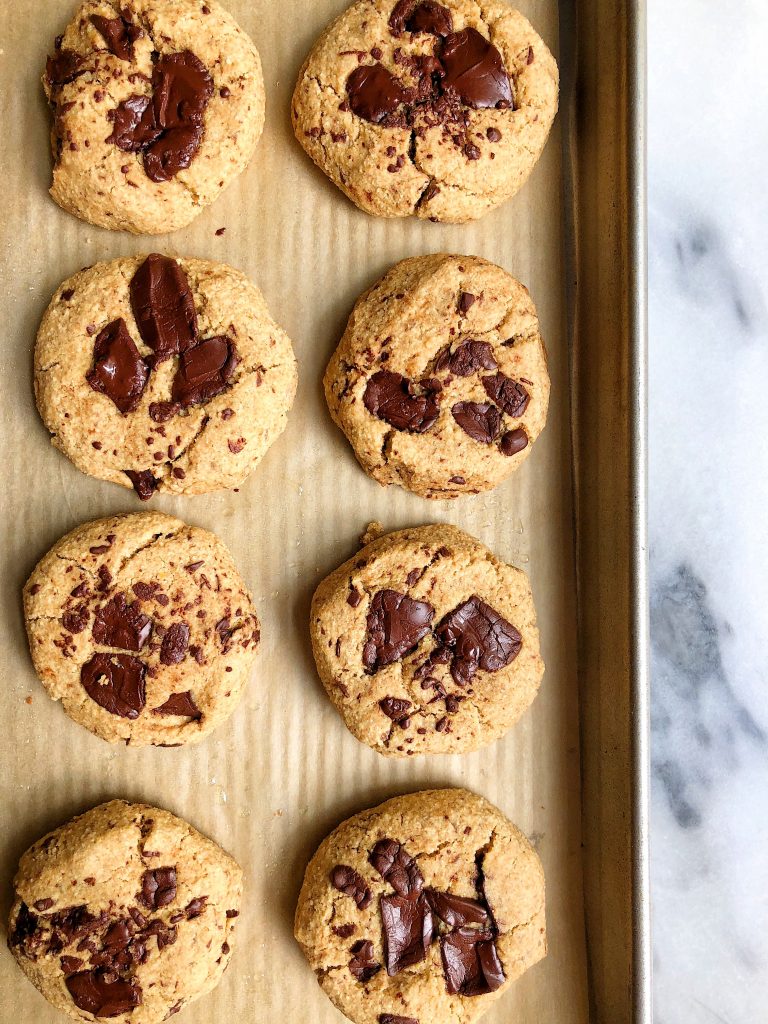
[649, 1, 768, 1019]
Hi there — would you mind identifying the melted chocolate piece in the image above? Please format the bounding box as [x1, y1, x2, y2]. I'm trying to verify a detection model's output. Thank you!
[86, 319, 150, 414]
[330, 865, 373, 910]
[379, 696, 412, 724]
[499, 428, 528, 456]
[346, 64, 405, 124]
[92, 594, 152, 651]
[107, 94, 160, 151]
[435, 595, 521, 686]
[65, 969, 142, 1017]
[129, 254, 197, 361]
[46, 49, 84, 87]
[482, 372, 529, 417]
[139, 867, 177, 910]
[369, 838, 423, 895]
[363, 590, 434, 672]
[379, 1017, 419, 1024]
[440, 928, 505, 995]
[125, 469, 158, 501]
[440, 28, 514, 109]
[348, 939, 381, 982]
[10, 903, 38, 946]
[451, 401, 501, 443]
[152, 690, 201, 719]
[159, 622, 190, 665]
[91, 12, 142, 61]
[426, 889, 491, 928]
[389, 0, 453, 37]
[444, 341, 497, 377]
[380, 891, 434, 975]
[364, 370, 440, 433]
[171, 336, 239, 406]
[81, 653, 146, 718]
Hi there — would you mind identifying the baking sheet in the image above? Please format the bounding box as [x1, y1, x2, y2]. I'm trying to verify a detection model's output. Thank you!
[0, 1, 596, 1021]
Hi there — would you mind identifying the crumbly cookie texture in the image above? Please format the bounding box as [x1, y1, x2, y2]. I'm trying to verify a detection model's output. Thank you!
[295, 788, 546, 1024]
[35, 254, 297, 499]
[24, 512, 260, 746]
[325, 254, 550, 498]
[8, 800, 243, 1023]
[292, 0, 558, 222]
[44, 0, 265, 234]
[311, 524, 543, 755]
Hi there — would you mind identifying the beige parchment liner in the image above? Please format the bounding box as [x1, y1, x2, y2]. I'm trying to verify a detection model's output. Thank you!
[0, 1, 588, 1022]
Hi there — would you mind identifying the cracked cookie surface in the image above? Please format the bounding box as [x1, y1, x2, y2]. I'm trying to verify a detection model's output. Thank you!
[295, 788, 545, 1024]
[35, 254, 297, 499]
[44, 0, 265, 234]
[8, 799, 242, 1023]
[24, 512, 260, 745]
[291, 0, 558, 222]
[325, 254, 549, 498]
[311, 524, 543, 755]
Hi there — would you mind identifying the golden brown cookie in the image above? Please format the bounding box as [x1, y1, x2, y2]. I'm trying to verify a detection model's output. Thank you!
[24, 512, 260, 746]
[310, 524, 543, 755]
[8, 800, 243, 1023]
[35, 254, 297, 499]
[44, 0, 265, 234]
[325, 254, 550, 498]
[292, 0, 558, 221]
[295, 788, 546, 1024]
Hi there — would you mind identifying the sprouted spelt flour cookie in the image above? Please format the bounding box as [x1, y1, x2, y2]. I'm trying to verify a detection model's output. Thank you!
[325, 254, 549, 498]
[35, 254, 297, 500]
[24, 511, 260, 746]
[295, 788, 545, 1024]
[44, 0, 265, 233]
[292, 0, 558, 222]
[8, 800, 243, 1023]
[310, 524, 543, 755]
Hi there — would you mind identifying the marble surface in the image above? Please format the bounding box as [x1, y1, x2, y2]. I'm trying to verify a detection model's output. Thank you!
[648, 1, 768, 1020]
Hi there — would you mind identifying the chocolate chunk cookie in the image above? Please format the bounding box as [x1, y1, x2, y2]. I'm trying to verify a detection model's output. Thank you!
[292, 0, 558, 221]
[295, 789, 545, 1024]
[24, 512, 260, 745]
[44, 0, 265, 233]
[35, 254, 297, 499]
[325, 254, 549, 498]
[8, 800, 242, 1023]
[310, 524, 543, 755]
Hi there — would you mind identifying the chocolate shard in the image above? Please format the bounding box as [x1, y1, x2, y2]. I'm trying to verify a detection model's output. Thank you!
[171, 336, 239, 406]
[451, 401, 502, 444]
[369, 838, 423, 895]
[425, 889, 491, 928]
[86, 319, 150, 414]
[92, 594, 152, 652]
[435, 595, 522, 685]
[129, 253, 197, 361]
[91, 12, 142, 61]
[348, 939, 381, 982]
[139, 867, 177, 910]
[362, 590, 434, 672]
[481, 372, 529, 417]
[346, 64, 405, 124]
[440, 927, 505, 996]
[440, 28, 514, 109]
[444, 340, 497, 377]
[80, 653, 146, 719]
[380, 891, 434, 975]
[379, 696, 412, 724]
[363, 370, 440, 433]
[330, 865, 373, 910]
[152, 690, 201, 719]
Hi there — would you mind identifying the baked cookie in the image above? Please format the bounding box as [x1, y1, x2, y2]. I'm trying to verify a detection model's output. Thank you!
[44, 0, 265, 233]
[325, 254, 549, 498]
[24, 512, 260, 746]
[292, 0, 558, 222]
[310, 524, 543, 756]
[35, 253, 298, 499]
[8, 799, 242, 1023]
[295, 788, 545, 1024]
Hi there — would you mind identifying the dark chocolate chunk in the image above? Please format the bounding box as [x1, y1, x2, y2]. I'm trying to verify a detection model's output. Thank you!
[91, 12, 142, 61]
[346, 64, 405, 124]
[46, 49, 84, 88]
[330, 865, 373, 910]
[86, 319, 150, 414]
[171, 336, 238, 406]
[125, 469, 158, 501]
[369, 838, 423, 895]
[440, 28, 514, 109]
[477, 939, 506, 991]
[379, 697, 413, 724]
[435, 595, 521, 685]
[348, 939, 381, 982]
[92, 594, 152, 652]
[152, 690, 201, 719]
[139, 867, 177, 909]
[363, 370, 440, 433]
[440, 928, 505, 996]
[481, 372, 529, 417]
[10, 903, 38, 946]
[445, 341, 497, 377]
[129, 254, 197, 361]
[62, 605, 89, 634]
[159, 622, 190, 665]
[425, 889, 491, 928]
[451, 401, 501, 444]
[60, 955, 84, 975]
[458, 291, 476, 314]
[81, 653, 146, 718]
[107, 94, 160, 151]
[333, 923, 356, 939]
[499, 428, 528, 456]
[362, 590, 434, 672]
[389, 0, 453, 36]
[66, 969, 142, 1017]
[379, 1017, 419, 1024]
[380, 891, 434, 975]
